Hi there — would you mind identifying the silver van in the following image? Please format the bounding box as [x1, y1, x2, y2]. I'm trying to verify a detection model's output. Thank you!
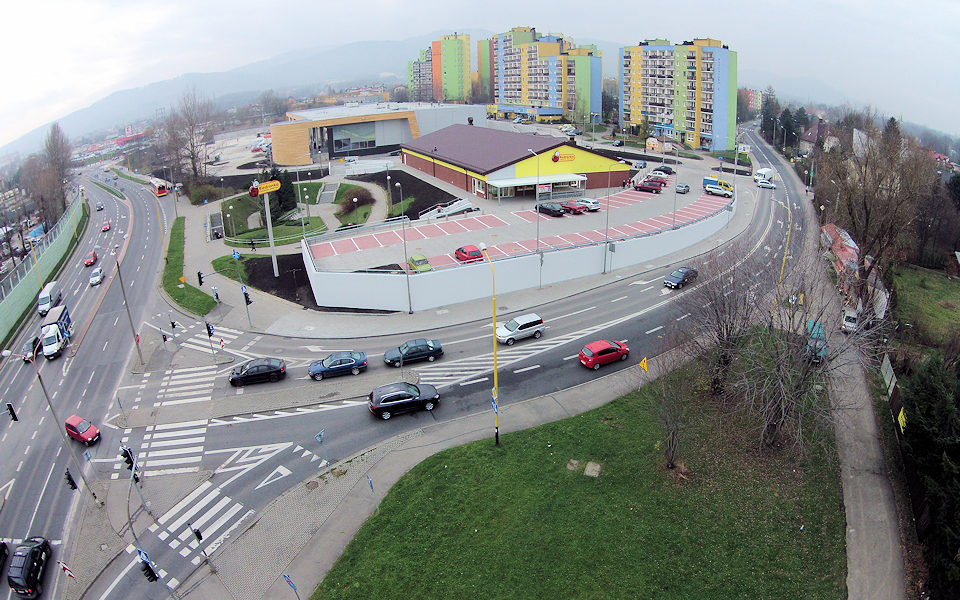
[496, 313, 546, 345]
[37, 281, 61, 316]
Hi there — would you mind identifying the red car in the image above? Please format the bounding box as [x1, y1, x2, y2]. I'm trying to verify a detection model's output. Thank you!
[101, 221, 111, 232]
[65, 415, 100, 445]
[634, 182, 662, 194]
[455, 245, 484, 263]
[559, 200, 587, 214]
[84, 250, 97, 266]
[643, 176, 667, 186]
[579, 340, 630, 370]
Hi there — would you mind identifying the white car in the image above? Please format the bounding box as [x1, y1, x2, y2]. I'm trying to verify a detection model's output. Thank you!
[89, 267, 104, 286]
[574, 198, 601, 211]
[757, 179, 776, 189]
[704, 184, 734, 198]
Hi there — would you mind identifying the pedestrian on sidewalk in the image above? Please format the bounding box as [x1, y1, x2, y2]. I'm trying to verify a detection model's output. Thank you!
[250, 239, 257, 252]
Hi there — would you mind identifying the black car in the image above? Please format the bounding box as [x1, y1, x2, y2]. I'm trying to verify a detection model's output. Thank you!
[663, 267, 698, 289]
[21, 336, 41, 362]
[535, 202, 565, 217]
[229, 357, 287, 387]
[0, 542, 7, 576]
[383, 338, 443, 368]
[368, 382, 440, 420]
[653, 165, 674, 175]
[6, 537, 50, 599]
[308, 351, 368, 381]
[612, 139, 623, 147]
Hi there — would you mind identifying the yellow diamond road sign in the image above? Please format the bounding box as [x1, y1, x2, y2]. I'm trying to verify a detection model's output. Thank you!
[639, 357, 648, 372]
[258, 180, 281, 194]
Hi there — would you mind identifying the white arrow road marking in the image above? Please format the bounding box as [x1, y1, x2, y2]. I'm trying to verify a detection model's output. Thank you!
[300, 345, 325, 353]
[208, 442, 292, 489]
[0, 478, 14, 500]
[256, 465, 292, 490]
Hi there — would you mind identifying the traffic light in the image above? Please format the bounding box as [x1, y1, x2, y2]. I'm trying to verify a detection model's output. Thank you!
[140, 562, 158, 582]
[197, 270, 204, 287]
[244, 291, 253, 306]
[189, 523, 202, 542]
[121, 446, 134, 470]
[162, 333, 168, 343]
[6, 402, 18, 422]
[64, 469, 78, 490]
[205, 322, 214, 337]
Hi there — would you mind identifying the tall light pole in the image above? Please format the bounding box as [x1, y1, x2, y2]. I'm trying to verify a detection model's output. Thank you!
[478, 242, 499, 446]
[1, 349, 103, 507]
[603, 160, 626, 274]
[395, 182, 412, 314]
[296, 169, 306, 240]
[527, 149, 540, 253]
[101, 243, 144, 367]
[671, 146, 681, 229]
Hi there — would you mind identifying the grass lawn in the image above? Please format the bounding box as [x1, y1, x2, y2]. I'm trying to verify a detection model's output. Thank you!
[311, 365, 846, 600]
[224, 217, 327, 247]
[333, 184, 372, 225]
[221, 196, 261, 235]
[210, 254, 250, 283]
[110, 168, 147, 185]
[162, 217, 216, 316]
[295, 181, 325, 204]
[91, 181, 124, 199]
[892, 267, 960, 344]
[711, 150, 753, 168]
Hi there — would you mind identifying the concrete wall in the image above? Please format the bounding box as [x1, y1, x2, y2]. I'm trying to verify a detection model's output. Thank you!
[302, 200, 734, 312]
[0, 198, 85, 341]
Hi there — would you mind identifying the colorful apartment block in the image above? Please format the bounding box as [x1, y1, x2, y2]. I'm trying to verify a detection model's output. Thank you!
[408, 33, 472, 103]
[482, 27, 602, 123]
[745, 88, 763, 112]
[618, 38, 738, 151]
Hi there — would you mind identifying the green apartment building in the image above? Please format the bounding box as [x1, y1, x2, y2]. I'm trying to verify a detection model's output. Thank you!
[407, 33, 472, 103]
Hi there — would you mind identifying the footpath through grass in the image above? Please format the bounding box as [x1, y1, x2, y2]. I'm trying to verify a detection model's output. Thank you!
[162, 217, 216, 316]
[313, 366, 846, 600]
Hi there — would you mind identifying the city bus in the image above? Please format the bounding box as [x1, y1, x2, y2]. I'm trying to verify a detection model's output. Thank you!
[150, 178, 168, 197]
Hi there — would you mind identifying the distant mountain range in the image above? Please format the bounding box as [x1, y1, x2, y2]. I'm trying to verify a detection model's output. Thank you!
[2, 30, 905, 157]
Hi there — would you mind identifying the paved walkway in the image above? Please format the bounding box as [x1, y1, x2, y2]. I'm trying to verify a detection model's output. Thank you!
[68, 142, 906, 600]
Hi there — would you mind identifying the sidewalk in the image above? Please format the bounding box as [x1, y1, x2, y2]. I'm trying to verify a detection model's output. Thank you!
[73, 142, 906, 600]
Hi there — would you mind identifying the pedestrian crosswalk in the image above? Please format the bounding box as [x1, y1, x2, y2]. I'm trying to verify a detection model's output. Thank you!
[148, 480, 253, 565]
[114, 420, 208, 479]
[154, 365, 219, 408]
[178, 324, 244, 356]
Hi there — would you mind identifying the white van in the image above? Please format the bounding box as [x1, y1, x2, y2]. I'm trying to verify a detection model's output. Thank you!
[38, 281, 61, 316]
[754, 168, 773, 183]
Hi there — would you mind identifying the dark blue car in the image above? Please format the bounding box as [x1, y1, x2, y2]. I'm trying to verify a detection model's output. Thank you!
[308, 351, 368, 381]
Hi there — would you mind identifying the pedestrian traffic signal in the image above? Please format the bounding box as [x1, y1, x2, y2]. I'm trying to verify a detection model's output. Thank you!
[64, 469, 77, 490]
[121, 446, 134, 470]
[6, 402, 18, 422]
[162, 333, 168, 343]
[244, 291, 253, 306]
[140, 562, 158, 582]
[198, 270, 204, 287]
[205, 322, 214, 337]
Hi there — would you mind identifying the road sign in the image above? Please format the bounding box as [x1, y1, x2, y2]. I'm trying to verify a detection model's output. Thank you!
[135, 334, 139, 344]
[232, 250, 241, 260]
[491, 397, 498, 414]
[283, 574, 297, 591]
[179, 276, 185, 284]
[241, 284, 247, 293]
[57, 561, 75, 579]
[315, 429, 325, 444]
[220, 338, 225, 349]
[258, 180, 281, 194]
[639, 357, 648, 372]
[83, 450, 92, 462]
[137, 549, 149, 563]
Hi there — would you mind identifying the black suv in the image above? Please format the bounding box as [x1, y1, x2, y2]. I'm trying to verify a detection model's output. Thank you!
[368, 382, 440, 420]
[7, 537, 51, 598]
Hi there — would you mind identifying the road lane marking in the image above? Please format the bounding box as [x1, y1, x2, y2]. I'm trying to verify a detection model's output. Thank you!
[513, 365, 540, 373]
[645, 326, 664, 335]
[459, 378, 489, 386]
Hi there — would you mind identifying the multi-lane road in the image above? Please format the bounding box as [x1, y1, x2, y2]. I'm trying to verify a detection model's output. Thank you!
[3, 127, 807, 600]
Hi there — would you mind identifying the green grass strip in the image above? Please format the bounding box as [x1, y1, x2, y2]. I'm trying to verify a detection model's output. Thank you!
[91, 181, 124, 199]
[162, 217, 216, 316]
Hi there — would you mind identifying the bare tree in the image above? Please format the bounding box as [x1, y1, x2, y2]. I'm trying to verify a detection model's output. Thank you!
[19, 155, 60, 228]
[645, 333, 695, 469]
[42, 122, 72, 215]
[163, 87, 215, 181]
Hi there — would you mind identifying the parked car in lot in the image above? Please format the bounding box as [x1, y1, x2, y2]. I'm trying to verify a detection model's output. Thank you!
[6, 536, 51, 598]
[84, 251, 97, 267]
[101, 221, 111, 232]
[757, 179, 777, 189]
[634, 181, 662, 193]
[383, 338, 443, 367]
[574, 198, 601, 211]
[663, 266, 698, 289]
[89, 267, 105, 286]
[65, 415, 100, 445]
[535, 202, 565, 217]
[308, 351, 368, 380]
[229, 357, 287, 387]
[704, 184, 734, 198]
[579, 340, 630, 370]
[455, 245, 484, 263]
[559, 200, 587, 214]
[368, 382, 439, 420]
[676, 183, 690, 194]
[644, 175, 667, 186]
[512, 117, 523, 124]
[407, 254, 433, 273]
[496, 313, 545, 345]
[652, 165, 674, 175]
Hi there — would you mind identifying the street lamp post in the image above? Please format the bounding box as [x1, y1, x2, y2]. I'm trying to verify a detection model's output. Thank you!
[296, 169, 306, 240]
[604, 160, 626, 274]
[478, 243, 499, 446]
[527, 149, 541, 253]
[395, 182, 413, 313]
[101, 244, 145, 367]
[671, 146, 681, 229]
[1, 349, 103, 507]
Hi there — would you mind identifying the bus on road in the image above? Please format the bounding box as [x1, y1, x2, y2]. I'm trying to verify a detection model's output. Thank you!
[150, 178, 168, 197]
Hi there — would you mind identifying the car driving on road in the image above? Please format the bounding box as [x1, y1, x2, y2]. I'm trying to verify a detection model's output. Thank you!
[663, 266, 698, 289]
[229, 357, 287, 387]
[383, 338, 443, 367]
[101, 221, 111, 232]
[368, 382, 440, 420]
[89, 267, 105, 286]
[579, 340, 630, 370]
[307, 351, 368, 381]
[757, 179, 777, 189]
[65, 415, 100, 445]
[84, 251, 97, 267]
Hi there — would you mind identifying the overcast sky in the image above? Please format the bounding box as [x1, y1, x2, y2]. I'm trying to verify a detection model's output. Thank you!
[4, 0, 957, 150]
